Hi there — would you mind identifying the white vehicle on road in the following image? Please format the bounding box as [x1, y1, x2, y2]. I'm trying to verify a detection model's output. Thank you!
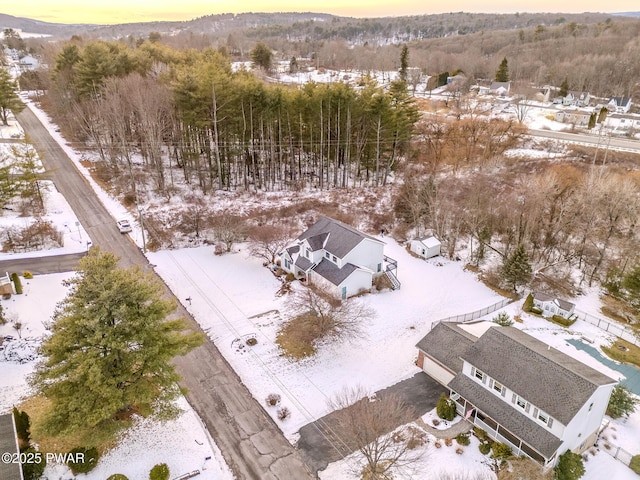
[116, 219, 132, 233]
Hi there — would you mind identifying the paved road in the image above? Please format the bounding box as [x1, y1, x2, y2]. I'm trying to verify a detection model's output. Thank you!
[0, 253, 85, 275]
[16, 106, 313, 480]
[528, 128, 640, 153]
[297, 372, 446, 473]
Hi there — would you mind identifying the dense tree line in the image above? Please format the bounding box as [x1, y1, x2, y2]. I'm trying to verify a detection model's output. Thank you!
[44, 40, 419, 195]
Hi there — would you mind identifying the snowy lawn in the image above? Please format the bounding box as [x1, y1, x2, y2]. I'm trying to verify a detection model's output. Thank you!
[148, 238, 504, 438]
[0, 274, 232, 479]
[319, 423, 495, 480]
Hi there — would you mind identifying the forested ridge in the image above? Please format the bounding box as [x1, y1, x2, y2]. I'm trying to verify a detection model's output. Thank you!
[45, 41, 419, 194]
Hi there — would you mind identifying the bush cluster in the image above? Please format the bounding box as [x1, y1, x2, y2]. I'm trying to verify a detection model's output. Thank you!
[630, 455, 640, 475]
[150, 463, 170, 480]
[530, 307, 543, 315]
[436, 393, 456, 421]
[67, 446, 99, 474]
[10, 272, 23, 294]
[456, 433, 470, 446]
[551, 314, 577, 327]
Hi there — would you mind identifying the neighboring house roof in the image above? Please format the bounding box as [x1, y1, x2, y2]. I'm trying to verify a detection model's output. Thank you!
[298, 216, 383, 259]
[0, 414, 22, 480]
[490, 81, 510, 90]
[461, 327, 616, 425]
[532, 291, 554, 302]
[286, 245, 300, 256]
[609, 97, 631, 107]
[448, 374, 562, 458]
[312, 259, 358, 286]
[555, 298, 575, 311]
[415, 236, 441, 248]
[416, 322, 477, 373]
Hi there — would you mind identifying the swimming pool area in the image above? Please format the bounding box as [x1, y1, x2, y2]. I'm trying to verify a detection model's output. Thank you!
[566, 338, 640, 395]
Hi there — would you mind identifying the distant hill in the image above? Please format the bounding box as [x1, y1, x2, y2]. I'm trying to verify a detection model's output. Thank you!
[0, 11, 619, 42]
[614, 12, 640, 17]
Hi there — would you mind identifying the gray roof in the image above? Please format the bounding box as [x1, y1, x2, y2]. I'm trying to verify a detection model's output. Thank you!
[416, 322, 477, 374]
[312, 259, 358, 286]
[556, 298, 575, 311]
[298, 216, 383, 259]
[294, 255, 313, 271]
[285, 245, 300, 256]
[460, 327, 616, 424]
[0, 414, 22, 480]
[533, 291, 554, 302]
[449, 374, 562, 459]
[610, 97, 631, 106]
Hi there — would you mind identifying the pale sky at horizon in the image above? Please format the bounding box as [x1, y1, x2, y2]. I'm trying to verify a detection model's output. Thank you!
[2, 1, 639, 25]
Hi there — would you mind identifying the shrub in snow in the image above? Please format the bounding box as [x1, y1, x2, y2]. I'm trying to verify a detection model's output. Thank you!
[492, 311, 513, 326]
[23, 271, 33, 279]
[246, 337, 258, 346]
[456, 447, 464, 455]
[479, 442, 491, 455]
[107, 475, 129, 480]
[606, 384, 638, 419]
[523, 293, 534, 312]
[436, 393, 456, 421]
[12, 408, 30, 448]
[277, 406, 291, 420]
[67, 446, 99, 474]
[11, 272, 22, 294]
[455, 433, 470, 446]
[434, 440, 442, 448]
[444, 438, 453, 447]
[554, 450, 585, 480]
[406, 427, 427, 450]
[149, 463, 170, 480]
[21, 447, 46, 480]
[630, 455, 640, 475]
[265, 393, 281, 407]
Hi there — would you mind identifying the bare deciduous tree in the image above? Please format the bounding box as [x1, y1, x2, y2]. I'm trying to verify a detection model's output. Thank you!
[210, 214, 246, 253]
[290, 287, 374, 341]
[248, 224, 292, 264]
[329, 386, 425, 480]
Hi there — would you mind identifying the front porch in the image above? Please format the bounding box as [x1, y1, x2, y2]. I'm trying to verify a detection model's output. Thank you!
[450, 391, 551, 465]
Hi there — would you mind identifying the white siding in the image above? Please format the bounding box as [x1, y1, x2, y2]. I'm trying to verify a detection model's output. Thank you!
[339, 268, 373, 298]
[410, 239, 441, 259]
[557, 383, 615, 455]
[342, 238, 384, 274]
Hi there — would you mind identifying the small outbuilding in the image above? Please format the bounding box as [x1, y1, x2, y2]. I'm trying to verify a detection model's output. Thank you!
[410, 236, 441, 260]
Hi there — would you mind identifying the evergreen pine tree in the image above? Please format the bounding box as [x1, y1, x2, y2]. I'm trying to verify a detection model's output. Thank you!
[495, 57, 509, 82]
[250, 42, 273, 72]
[597, 107, 608, 123]
[554, 450, 585, 480]
[559, 78, 570, 98]
[622, 265, 640, 310]
[399, 44, 409, 82]
[588, 112, 596, 129]
[31, 248, 204, 435]
[502, 244, 532, 291]
[0, 67, 24, 126]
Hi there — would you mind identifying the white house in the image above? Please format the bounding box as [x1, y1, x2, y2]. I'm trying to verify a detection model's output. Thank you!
[410, 236, 441, 259]
[532, 292, 576, 319]
[416, 322, 617, 467]
[554, 110, 591, 127]
[18, 55, 39, 71]
[280, 216, 398, 299]
[604, 113, 640, 131]
[608, 97, 632, 114]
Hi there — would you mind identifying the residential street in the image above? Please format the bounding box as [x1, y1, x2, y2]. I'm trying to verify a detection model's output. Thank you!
[15, 106, 313, 480]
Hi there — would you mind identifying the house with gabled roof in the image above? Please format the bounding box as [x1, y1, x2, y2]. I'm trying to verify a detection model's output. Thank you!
[416, 322, 616, 467]
[532, 292, 576, 319]
[280, 216, 398, 299]
[608, 97, 632, 114]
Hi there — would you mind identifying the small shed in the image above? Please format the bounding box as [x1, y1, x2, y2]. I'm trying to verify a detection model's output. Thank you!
[410, 236, 441, 259]
[0, 273, 15, 296]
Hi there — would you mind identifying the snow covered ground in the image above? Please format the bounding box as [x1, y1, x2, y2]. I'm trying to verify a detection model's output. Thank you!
[148, 238, 504, 438]
[0, 273, 233, 479]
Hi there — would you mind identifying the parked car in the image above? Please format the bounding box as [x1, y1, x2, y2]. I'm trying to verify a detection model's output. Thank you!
[116, 219, 132, 233]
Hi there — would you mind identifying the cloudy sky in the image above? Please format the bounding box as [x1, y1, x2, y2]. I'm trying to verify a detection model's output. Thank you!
[3, 1, 638, 25]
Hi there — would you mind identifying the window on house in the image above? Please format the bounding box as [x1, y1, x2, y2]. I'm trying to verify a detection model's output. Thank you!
[588, 403, 593, 412]
[377, 263, 382, 272]
[474, 368, 485, 381]
[493, 381, 504, 394]
[516, 396, 526, 409]
[332, 255, 337, 262]
[325, 252, 330, 259]
[538, 411, 549, 424]
[305, 249, 309, 258]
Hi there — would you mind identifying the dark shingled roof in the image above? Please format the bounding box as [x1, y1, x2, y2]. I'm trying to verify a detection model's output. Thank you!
[533, 291, 554, 302]
[312, 259, 358, 286]
[0, 414, 22, 480]
[448, 375, 562, 459]
[294, 255, 313, 271]
[298, 216, 383, 258]
[285, 245, 300, 256]
[461, 327, 616, 425]
[416, 322, 477, 374]
[556, 298, 575, 311]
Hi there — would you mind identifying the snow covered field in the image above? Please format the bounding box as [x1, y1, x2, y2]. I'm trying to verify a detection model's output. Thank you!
[2, 93, 638, 480]
[0, 274, 233, 479]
